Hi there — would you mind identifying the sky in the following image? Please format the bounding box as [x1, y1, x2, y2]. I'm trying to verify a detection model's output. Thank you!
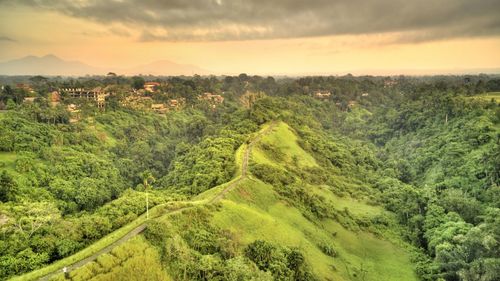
[0, 0, 499, 75]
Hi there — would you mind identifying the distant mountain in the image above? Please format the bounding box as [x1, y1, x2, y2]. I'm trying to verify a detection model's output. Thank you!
[0, 55, 211, 76]
[0, 54, 103, 76]
[125, 60, 210, 76]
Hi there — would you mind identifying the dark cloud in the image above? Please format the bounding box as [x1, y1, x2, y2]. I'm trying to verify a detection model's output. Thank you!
[2, 0, 500, 42]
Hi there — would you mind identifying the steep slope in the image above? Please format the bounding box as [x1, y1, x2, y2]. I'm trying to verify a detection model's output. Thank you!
[211, 122, 417, 281]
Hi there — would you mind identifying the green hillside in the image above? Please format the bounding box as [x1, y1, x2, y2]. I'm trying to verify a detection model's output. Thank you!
[48, 122, 417, 281]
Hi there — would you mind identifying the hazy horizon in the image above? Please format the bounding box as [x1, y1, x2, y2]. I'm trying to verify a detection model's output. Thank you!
[1, 53, 500, 77]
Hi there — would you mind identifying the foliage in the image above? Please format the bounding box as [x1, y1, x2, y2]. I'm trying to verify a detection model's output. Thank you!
[244, 240, 317, 281]
[1, 74, 499, 280]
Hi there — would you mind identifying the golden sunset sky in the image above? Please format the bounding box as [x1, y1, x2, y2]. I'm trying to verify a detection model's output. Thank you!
[0, 0, 499, 75]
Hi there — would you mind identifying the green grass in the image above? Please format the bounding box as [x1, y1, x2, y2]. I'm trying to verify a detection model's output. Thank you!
[213, 177, 417, 281]
[312, 184, 382, 218]
[93, 123, 118, 147]
[0, 152, 17, 172]
[252, 121, 318, 168]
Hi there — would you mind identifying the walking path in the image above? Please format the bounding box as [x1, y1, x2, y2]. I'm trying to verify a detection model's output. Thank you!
[33, 122, 276, 281]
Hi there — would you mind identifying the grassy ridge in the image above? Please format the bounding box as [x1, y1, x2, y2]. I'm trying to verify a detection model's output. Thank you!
[209, 122, 417, 281]
[252, 122, 318, 168]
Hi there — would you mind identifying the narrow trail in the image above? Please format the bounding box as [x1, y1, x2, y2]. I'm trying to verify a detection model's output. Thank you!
[209, 121, 275, 203]
[36, 122, 277, 281]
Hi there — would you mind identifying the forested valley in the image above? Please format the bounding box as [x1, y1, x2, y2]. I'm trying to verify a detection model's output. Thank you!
[0, 74, 499, 281]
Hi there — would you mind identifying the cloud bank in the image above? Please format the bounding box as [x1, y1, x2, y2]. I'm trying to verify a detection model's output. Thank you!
[3, 0, 500, 42]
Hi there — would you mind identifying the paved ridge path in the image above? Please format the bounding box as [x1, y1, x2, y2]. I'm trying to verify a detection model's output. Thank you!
[35, 122, 277, 281]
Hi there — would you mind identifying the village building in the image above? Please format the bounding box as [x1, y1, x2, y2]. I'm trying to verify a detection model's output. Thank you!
[16, 83, 35, 94]
[151, 103, 168, 114]
[361, 92, 369, 97]
[67, 103, 79, 112]
[49, 91, 61, 107]
[144, 82, 161, 93]
[23, 97, 36, 103]
[67, 104, 81, 123]
[121, 95, 153, 110]
[314, 91, 331, 99]
[140, 97, 153, 103]
[383, 80, 397, 88]
[169, 99, 179, 107]
[61, 87, 108, 109]
[168, 98, 186, 109]
[198, 92, 224, 104]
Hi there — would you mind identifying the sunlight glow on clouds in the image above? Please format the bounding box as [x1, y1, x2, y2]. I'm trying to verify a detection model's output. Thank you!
[0, 0, 499, 74]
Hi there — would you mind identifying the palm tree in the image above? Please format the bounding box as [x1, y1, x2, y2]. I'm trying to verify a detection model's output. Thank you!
[141, 171, 155, 219]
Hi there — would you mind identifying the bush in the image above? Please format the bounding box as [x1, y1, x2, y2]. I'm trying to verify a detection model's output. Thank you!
[250, 163, 294, 187]
[318, 242, 337, 257]
[244, 240, 317, 281]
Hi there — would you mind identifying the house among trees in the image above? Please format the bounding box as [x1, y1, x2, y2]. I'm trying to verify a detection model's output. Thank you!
[361, 92, 369, 97]
[383, 79, 397, 88]
[49, 91, 61, 107]
[61, 87, 108, 109]
[67, 103, 79, 112]
[144, 82, 161, 93]
[121, 95, 153, 110]
[169, 98, 186, 109]
[198, 92, 224, 103]
[169, 99, 179, 107]
[314, 91, 331, 99]
[67, 103, 81, 123]
[23, 97, 36, 103]
[16, 83, 35, 94]
[151, 103, 168, 114]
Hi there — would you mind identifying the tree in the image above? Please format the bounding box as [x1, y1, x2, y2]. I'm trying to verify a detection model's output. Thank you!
[141, 171, 155, 219]
[132, 76, 145, 90]
[7, 201, 60, 238]
[0, 171, 17, 202]
[75, 178, 111, 211]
